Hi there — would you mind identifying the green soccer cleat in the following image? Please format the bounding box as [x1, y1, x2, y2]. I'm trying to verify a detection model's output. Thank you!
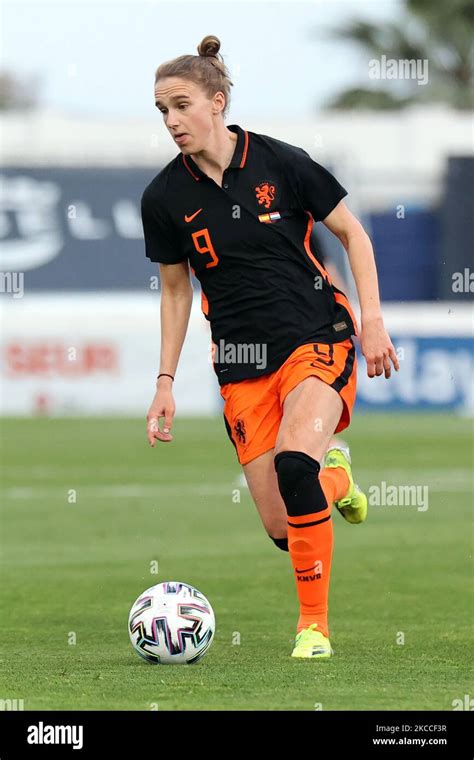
[291, 624, 333, 659]
[324, 444, 368, 524]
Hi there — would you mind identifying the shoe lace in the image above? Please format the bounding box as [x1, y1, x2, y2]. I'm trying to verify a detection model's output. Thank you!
[296, 624, 322, 643]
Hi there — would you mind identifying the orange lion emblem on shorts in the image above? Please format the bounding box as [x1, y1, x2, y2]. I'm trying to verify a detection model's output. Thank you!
[255, 182, 276, 209]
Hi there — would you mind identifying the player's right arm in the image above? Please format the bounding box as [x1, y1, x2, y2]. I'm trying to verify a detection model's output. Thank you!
[147, 261, 193, 446]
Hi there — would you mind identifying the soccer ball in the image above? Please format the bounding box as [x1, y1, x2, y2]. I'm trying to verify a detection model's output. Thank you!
[128, 581, 215, 665]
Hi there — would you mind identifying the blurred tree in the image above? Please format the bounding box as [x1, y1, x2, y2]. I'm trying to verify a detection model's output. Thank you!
[324, 0, 474, 110]
[0, 71, 41, 110]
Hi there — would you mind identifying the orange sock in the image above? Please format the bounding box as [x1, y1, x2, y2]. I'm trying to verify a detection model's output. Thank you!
[320, 465, 349, 506]
[288, 466, 349, 637]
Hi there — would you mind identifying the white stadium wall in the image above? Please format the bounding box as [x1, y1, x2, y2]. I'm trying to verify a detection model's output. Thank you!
[2, 106, 473, 208]
[1, 294, 472, 417]
[1, 293, 218, 416]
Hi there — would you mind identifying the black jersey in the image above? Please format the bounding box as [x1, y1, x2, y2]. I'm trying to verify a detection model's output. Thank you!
[141, 124, 357, 385]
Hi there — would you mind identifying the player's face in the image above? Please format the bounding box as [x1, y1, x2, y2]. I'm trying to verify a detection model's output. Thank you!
[155, 77, 221, 154]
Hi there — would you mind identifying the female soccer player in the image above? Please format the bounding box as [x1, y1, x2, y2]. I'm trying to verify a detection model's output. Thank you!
[141, 35, 399, 659]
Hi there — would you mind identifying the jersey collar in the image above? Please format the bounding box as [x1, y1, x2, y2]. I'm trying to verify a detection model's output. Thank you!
[182, 124, 249, 181]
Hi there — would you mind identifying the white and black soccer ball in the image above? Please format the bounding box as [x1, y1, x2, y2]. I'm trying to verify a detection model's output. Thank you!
[128, 581, 215, 665]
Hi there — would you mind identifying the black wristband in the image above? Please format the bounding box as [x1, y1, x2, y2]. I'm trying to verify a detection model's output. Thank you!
[157, 373, 174, 381]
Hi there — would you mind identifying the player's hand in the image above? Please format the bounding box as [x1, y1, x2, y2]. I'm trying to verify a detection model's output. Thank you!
[146, 386, 175, 445]
[360, 317, 399, 379]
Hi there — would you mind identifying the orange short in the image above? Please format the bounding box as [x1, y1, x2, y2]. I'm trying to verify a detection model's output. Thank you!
[220, 339, 357, 466]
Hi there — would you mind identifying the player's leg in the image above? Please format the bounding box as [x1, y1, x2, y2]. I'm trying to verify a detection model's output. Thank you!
[242, 449, 288, 549]
[221, 372, 291, 548]
[276, 374, 342, 460]
[241, 440, 363, 552]
[273, 376, 351, 657]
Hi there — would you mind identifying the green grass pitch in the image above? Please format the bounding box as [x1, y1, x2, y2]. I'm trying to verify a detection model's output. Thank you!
[0, 414, 472, 711]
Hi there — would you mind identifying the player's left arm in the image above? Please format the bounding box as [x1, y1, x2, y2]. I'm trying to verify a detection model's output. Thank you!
[321, 200, 399, 379]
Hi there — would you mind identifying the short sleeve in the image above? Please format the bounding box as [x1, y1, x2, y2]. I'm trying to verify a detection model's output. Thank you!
[290, 148, 348, 222]
[141, 186, 186, 264]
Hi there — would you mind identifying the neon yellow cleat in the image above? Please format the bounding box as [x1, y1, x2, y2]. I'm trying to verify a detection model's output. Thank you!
[324, 445, 368, 524]
[291, 623, 333, 659]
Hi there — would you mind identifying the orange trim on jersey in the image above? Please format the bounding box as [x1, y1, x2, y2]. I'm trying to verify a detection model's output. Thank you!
[333, 290, 359, 336]
[201, 289, 209, 316]
[240, 130, 249, 168]
[303, 211, 358, 336]
[182, 154, 200, 181]
[303, 211, 331, 283]
[189, 264, 209, 317]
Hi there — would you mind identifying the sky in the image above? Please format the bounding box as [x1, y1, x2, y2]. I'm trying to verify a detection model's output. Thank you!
[1, 0, 401, 121]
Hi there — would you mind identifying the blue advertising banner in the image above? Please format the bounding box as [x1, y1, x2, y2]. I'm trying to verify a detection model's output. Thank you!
[356, 337, 473, 413]
[0, 168, 157, 290]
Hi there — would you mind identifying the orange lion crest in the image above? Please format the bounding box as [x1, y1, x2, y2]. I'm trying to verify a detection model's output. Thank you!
[255, 182, 276, 209]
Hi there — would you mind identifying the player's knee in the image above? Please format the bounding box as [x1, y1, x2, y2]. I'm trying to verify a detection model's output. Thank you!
[269, 535, 289, 552]
[274, 450, 327, 517]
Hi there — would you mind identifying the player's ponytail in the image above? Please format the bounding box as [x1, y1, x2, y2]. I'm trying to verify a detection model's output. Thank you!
[154, 35, 233, 117]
